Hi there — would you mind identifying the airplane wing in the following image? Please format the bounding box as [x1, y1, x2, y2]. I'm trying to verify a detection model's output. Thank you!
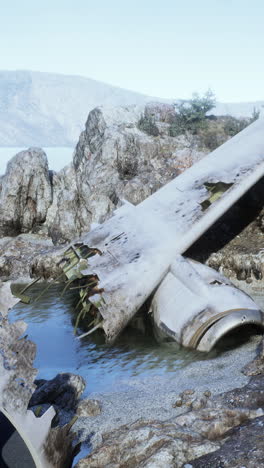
[62, 117, 264, 343]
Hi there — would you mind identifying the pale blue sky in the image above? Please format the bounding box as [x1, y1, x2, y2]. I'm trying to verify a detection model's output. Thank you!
[1, 0, 264, 102]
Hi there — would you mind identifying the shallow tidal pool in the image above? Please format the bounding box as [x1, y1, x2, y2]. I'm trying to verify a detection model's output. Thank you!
[9, 282, 264, 397]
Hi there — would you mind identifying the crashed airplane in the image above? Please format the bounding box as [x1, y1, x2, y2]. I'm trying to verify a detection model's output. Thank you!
[60, 116, 264, 348]
[2, 117, 264, 468]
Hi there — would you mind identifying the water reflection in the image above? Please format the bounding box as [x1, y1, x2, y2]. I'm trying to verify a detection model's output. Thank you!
[9, 283, 263, 394]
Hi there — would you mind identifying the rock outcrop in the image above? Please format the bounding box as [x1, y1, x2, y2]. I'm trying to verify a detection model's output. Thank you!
[0, 148, 52, 237]
[45, 103, 206, 243]
[0, 234, 63, 280]
[0, 103, 207, 251]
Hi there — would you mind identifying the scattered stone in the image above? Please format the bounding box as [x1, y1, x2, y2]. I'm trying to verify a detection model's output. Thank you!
[173, 389, 212, 411]
[182, 389, 195, 396]
[77, 399, 102, 417]
[173, 399, 183, 408]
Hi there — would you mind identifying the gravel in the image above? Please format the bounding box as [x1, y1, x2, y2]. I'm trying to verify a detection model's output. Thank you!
[74, 332, 262, 448]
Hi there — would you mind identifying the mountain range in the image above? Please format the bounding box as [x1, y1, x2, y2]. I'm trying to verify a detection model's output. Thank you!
[0, 70, 263, 147]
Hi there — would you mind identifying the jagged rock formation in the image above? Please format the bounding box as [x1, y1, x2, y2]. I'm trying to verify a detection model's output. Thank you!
[0, 103, 207, 249]
[0, 234, 64, 281]
[46, 103, 205, 242]
[0, 148, 52, 237]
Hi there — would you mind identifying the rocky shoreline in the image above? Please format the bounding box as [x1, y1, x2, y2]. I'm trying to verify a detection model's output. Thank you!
[2, 274, 264, 467]
[1, 103, 264, 466]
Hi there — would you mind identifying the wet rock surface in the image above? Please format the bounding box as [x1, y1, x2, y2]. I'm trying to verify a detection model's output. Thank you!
[29, 373, 86, 411]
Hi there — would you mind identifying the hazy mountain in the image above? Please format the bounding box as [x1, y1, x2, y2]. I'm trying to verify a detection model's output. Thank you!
[0, 70, 263, 146]
[0, 70, 157, 146]
[212, 101, 264, 118]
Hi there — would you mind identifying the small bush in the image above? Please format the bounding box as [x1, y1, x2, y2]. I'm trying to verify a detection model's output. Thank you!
[169, 89, 216, 137]
[199, 126, 228, 151]
[224, 108, 260, 138]
[137, 114, 159, 137]
[223, 116, 249, 137]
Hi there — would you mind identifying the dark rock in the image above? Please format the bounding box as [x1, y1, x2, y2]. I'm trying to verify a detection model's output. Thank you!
[29, 372, 86, 411]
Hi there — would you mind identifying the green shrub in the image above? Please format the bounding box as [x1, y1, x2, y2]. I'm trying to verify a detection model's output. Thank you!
[223, 108, 260, 137]
[223, 116, 249, 137]
[169, 89, 216, 137]
[138, 114, 159, 136]
[199, 126, 228, 151]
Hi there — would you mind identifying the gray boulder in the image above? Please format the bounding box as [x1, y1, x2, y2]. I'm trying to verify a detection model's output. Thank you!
[0, 234, 63, 280]
[0, 148, 52, 236]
